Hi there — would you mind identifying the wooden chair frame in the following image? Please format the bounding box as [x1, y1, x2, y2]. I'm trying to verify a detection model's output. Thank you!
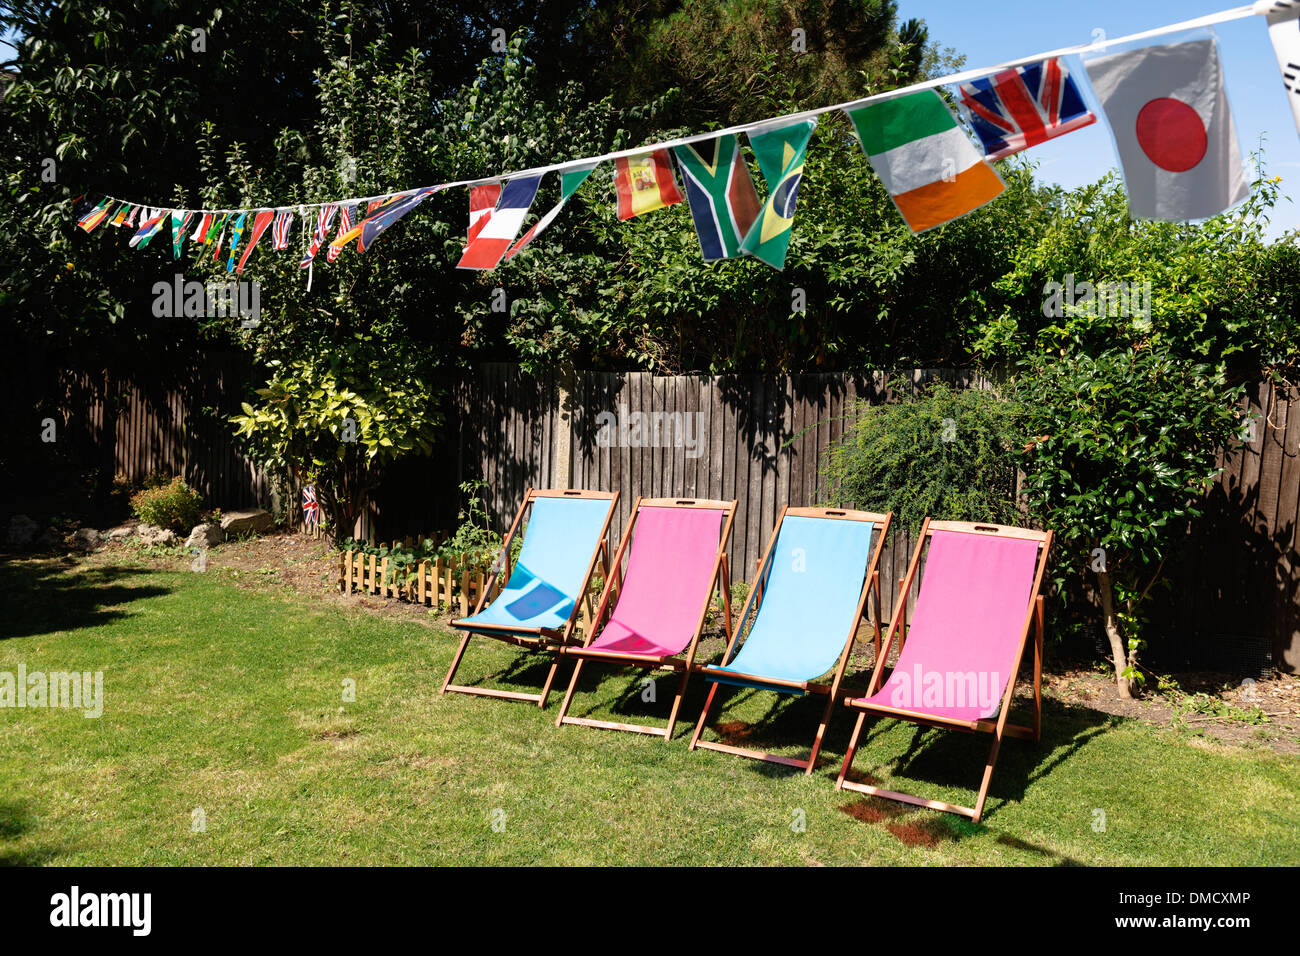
[554, 497, 738, 740]
[835, 519, 1053, 822]
[688, 506, 891, 775]
[441, 488, 618, 708]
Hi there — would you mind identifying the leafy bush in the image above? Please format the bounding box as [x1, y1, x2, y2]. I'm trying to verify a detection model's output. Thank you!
[1014, 348, 1244, 696]
[129, 477, 204, 532]
[821, 379, 1025, 533]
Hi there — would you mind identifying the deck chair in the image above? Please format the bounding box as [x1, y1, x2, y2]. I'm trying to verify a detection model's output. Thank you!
[555, 497, 738, 740]
[688, 507, 891, 774]
[836, 520, 1052, 823]
[441, 488, 618, 708]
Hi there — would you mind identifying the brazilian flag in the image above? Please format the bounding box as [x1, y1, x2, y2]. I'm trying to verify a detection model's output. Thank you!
[740, 117, 817, 270]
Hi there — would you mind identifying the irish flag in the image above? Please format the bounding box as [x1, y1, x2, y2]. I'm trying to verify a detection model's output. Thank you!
[846, 90, 1004, 233]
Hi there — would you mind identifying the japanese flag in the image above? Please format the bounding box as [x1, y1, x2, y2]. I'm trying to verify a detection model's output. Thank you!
[1085, 38, 1248, 221]
[1260, 0, 1300, 141]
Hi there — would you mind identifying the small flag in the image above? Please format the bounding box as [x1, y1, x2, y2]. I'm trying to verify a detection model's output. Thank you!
[76, 197, 113, 233]
[271, 210, 294, 250]
[1261, 1, 1300, 142]
[329, 187, 441, 253]
[170, 211, 195, 260]
[672, 136, 761, 261]
[361, 187, 441, 250]
[739, 118, 817, 269]
[846, 90, 1005, 233]
[110, 203, 131, 227]
[326, 204, 356, 263]
[957, 56, 1097, 160]
[468, 184, 501, 242]
[457, 175, 544, 270]
[207, 214, 231, 260]
[190, 213, 214, 243]
[302, 485, 319, 526]
[126, 205, 140, 228]
[505, 163, 599, 261]
[225, 212, 248, 273]
[129, 208, 169, 248]
[614, 149, 683, 220]
[1085, 38, 1248, 221]
[236, 210, 275, 273]
[300, 204, 338, 268]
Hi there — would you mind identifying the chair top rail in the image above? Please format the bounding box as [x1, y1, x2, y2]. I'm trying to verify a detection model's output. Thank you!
[925, 520, 1050, 543]
[638, 497, 737, 511]
[785, 506, 888, 526]
[528, 488, 619, 501]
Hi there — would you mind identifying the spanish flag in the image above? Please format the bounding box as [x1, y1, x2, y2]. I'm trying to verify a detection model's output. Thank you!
[614, 149, 683, 220]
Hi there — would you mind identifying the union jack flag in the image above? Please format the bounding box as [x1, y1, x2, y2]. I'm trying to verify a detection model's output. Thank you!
[302, 485, 319, 526]
[957, 56, 1096, 161]
[300, 204, 338, 269]
[272, 210, 294, 250]
[326, 204, 356, 263]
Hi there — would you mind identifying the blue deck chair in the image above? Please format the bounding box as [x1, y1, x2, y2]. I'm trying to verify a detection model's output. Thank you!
[441, 488, 618, 707]
[689, 507, 890, 773]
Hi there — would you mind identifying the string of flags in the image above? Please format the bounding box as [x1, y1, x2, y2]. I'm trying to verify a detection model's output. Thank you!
[75, 2, 1300, 281]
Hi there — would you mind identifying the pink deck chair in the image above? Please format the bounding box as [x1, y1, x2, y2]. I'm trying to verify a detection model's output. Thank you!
[837, 519, 1052, 822]
[555, 497, 737, 740]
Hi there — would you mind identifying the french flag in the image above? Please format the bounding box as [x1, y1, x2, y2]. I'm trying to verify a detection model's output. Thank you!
[456, 175, 543, 270]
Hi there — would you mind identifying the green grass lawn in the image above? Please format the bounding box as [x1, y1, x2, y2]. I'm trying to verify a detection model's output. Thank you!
[1, 554, 1297, 866]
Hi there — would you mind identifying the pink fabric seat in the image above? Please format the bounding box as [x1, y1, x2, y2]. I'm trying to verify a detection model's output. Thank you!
[858, 530, 1040, 722]
[586, 505, 725, 659]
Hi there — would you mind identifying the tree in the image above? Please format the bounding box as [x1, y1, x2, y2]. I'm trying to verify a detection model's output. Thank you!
[1015, 349, 1243, 697]
[229, 348, 439, 538]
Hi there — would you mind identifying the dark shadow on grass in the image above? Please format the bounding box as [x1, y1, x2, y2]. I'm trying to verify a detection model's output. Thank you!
[0, 799, 62, 866]
[0, 557, 171, 641]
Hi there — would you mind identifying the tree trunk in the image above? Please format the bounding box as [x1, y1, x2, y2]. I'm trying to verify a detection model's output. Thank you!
[553, 367, 575, 489]
[1097, 570, 1134, 699]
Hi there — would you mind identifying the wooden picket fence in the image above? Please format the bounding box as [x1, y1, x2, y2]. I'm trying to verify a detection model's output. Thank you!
[337, 534, 605, 632]
[337, 536, 501, 615]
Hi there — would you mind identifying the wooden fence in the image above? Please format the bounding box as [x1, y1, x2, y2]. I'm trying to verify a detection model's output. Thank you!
[26, 351, 1299, 672]
[337, 536, 604, 635]
[456, 364, 1300, 673]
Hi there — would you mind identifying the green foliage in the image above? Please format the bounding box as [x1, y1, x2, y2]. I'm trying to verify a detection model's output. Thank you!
[437, 481, 506, 567]
[229, 346, 440, 540]
[822, 379, 1025, 534]
[129, 476, 204, 532]
[1014, 349, 1244, 685]
[976, 169, 1300, 379]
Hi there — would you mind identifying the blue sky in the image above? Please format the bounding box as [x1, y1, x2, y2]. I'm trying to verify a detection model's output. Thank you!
[901, 0, 1300, 237]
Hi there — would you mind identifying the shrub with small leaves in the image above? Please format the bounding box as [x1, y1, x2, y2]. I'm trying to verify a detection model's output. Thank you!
[129, 477, 205, 532]
[821, 379, 1025, 534]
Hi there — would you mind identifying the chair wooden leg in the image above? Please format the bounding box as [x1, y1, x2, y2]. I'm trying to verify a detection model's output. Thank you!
[805, 692, 839, 775]
[689, 683, 720, 751]
[664, 668, 691, 741]
[441, 631, 473, 694]
[836, 711, 868, 790]
[972, 728, 1006, 823]
[537, 650, 563, 709]
[1033, 595, 1044, 742]
[555, 658, 587, 727]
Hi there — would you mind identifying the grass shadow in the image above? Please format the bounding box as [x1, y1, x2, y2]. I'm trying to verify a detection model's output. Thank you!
[0, 556, 172, 641]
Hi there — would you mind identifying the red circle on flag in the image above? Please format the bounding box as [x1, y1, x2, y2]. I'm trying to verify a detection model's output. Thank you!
[1134, 97, 1207, 172]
